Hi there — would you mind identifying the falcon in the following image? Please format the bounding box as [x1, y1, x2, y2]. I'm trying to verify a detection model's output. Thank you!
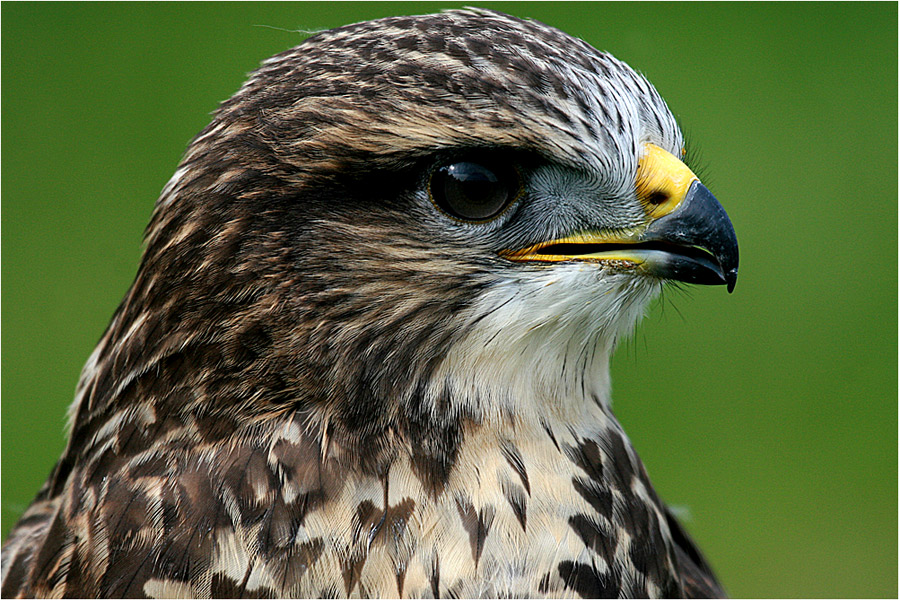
[2, 9, 737, 598]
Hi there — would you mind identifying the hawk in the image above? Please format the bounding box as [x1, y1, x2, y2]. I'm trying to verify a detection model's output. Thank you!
[2, 9, 737, 598]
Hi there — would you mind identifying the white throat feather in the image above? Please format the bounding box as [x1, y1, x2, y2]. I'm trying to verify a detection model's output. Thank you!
[428, 265, 661, 426]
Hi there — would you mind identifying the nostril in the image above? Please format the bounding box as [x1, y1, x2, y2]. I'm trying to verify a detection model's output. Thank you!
[647, 190, 669, 205]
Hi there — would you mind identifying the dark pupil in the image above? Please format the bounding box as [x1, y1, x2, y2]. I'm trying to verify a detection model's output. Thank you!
[437, 161, 510, 220]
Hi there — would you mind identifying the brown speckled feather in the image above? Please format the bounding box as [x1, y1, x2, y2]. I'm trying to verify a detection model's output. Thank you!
[2, 9, 729, 598]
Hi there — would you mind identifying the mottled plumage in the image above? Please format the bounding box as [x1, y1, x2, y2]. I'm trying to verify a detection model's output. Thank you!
[2, 9, 736, 598]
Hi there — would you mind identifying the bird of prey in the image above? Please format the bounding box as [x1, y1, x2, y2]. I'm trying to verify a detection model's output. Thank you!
[2, 9, 738, 599]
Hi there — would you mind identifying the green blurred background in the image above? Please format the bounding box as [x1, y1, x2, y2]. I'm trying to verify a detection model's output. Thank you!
[2, 2, 896, 597]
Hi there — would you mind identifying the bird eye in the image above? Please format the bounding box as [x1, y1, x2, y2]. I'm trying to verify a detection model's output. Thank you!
[429, 159, 521, 222]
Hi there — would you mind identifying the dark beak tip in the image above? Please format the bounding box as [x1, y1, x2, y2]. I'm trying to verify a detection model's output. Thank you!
[725, 268, 738, 293]
[688, 181, 740, 295]
[642, 181, 740, 294]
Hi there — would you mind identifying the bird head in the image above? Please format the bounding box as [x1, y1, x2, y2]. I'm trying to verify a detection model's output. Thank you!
[76, 9, 737, 477]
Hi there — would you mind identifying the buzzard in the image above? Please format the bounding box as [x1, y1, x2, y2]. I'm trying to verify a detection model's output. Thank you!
[2, 9, 737, 598]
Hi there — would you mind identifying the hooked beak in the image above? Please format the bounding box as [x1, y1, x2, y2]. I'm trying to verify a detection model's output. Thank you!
[500, 144, 739, 293]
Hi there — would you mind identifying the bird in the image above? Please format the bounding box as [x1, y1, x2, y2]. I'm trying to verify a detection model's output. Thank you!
[1, 8, 738, 599]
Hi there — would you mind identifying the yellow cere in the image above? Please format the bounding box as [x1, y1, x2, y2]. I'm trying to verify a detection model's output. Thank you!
[635, 143, 699, 219]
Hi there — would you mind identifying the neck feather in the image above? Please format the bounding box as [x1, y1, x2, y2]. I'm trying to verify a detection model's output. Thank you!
[427, 265, 661, 427]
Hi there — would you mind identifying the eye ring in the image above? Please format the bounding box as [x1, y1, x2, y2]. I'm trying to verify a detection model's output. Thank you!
[428, 157, 523, 223]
